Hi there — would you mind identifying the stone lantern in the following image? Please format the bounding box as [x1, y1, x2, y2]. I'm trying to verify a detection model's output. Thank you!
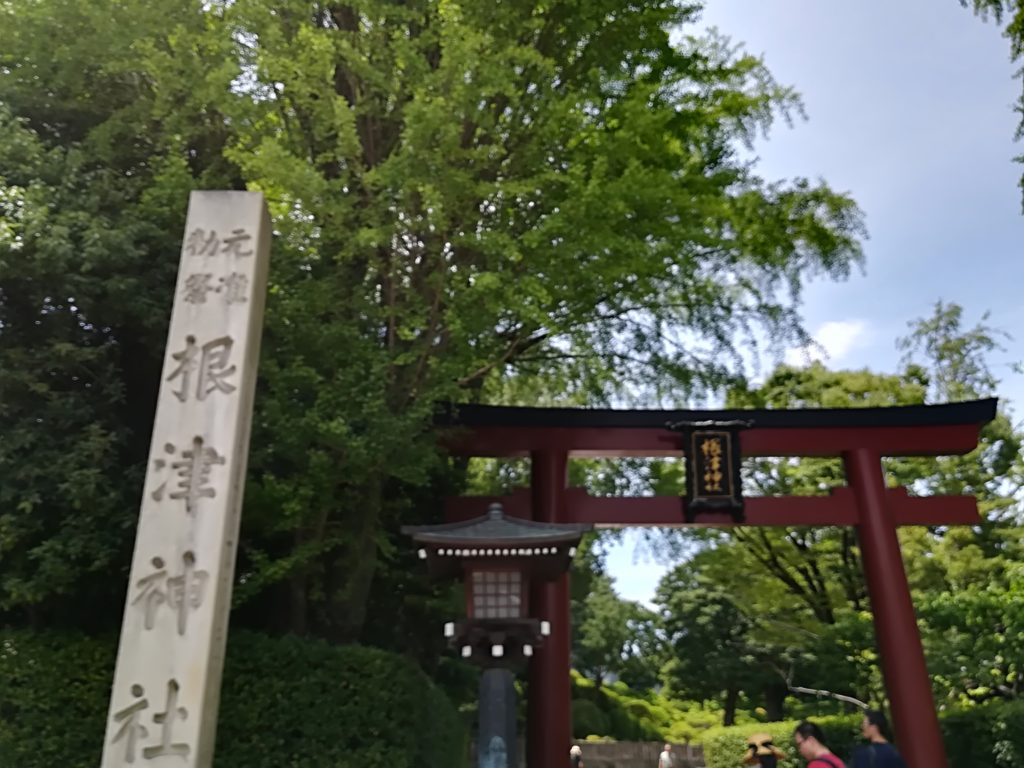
[402, 503, 591, 768]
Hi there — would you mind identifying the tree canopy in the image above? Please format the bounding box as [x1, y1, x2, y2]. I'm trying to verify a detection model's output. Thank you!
[962, 0, 1024, 200]
[0, 0, 864, 642]
[646, 303, 1024, 722]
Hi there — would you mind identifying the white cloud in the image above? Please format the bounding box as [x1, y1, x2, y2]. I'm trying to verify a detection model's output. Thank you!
[784, 319, 869, 367]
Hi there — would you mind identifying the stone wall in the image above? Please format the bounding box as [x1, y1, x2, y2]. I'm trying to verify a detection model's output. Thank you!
[574, 742, 704, 768]
[470, 740, 705, 768]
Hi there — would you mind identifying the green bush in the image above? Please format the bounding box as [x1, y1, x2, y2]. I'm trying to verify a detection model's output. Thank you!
[942, 700, 1024, 767]
[573, 698, 610, 739]
[592, 683, 665, 741]
[0, 629, 466, 768]
[701, 715, 860, 768]
[570, 673, 730, 743]
[0, 630, 115, 766]
[663, 705, 721, 745]
[701, 701, 1024, 768]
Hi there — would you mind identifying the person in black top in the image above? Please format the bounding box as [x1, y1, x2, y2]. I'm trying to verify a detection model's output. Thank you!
[850, 710, 907, 768]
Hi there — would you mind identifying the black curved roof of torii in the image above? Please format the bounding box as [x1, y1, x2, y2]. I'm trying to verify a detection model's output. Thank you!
[437, 398, 998, 430]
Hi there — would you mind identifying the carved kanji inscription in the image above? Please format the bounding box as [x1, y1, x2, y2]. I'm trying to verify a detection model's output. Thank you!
[166, 335, 237, 402]
[150, 438, 226, 516]
[132, 551, 209, 635]
[110, 680, 191, 763]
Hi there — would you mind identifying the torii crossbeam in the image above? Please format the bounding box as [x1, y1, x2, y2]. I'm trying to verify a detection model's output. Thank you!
[440, 398, 998, 768]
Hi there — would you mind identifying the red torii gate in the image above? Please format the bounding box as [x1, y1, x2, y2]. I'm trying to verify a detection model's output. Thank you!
[441, 398, 997, 768]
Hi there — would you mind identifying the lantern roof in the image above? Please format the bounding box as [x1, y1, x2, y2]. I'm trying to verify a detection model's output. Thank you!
[402, 503, 592, 581]
[402, 503, 592, 547]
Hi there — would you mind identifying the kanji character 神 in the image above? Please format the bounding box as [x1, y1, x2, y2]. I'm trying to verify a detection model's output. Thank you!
[131, 551, 209, 635]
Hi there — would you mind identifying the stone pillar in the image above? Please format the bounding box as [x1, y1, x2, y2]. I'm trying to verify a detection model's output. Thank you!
[844, 448, 948, 768]
[528, 450, 571, 768]
[479, 668, 517, 768]
[101, 192, 272, 768]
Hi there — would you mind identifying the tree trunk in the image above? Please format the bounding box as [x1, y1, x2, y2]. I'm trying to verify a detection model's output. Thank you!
[287, 501, 333, 636]
[765, 683, 786, 721]
[723, 687, 739, 726]
[288, 567, 308, 636]
[324, 476, 382, 643]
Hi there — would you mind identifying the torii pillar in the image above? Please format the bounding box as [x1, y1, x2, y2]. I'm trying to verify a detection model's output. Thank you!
[527, 449, 571, 768]
[845, 448, 947, 768]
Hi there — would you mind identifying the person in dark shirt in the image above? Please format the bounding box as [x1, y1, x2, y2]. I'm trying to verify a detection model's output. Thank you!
[850, 710, 907, 768]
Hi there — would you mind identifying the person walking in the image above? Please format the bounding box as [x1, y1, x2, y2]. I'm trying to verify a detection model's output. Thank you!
[743, 732, 785, 768]
[570, 744, 584, 768]
[658, 743, 674, 768]
[850, 710, 906, 768]
[793, 721, 846, 768]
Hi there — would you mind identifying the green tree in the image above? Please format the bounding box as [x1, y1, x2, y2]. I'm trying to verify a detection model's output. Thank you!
[574, 574, 659, 690]
[656, 561, 776, 725]
[726, 302, 1021, 611]
[721, 363, 931, 626]
[658, 302, 1024, 716]
[919, 565, 1024, 704]
[961, 0, 1024, 201]
[0, 0, 211, 627]
[894, 302, 1024, 596]
[0, 0, 865, 642]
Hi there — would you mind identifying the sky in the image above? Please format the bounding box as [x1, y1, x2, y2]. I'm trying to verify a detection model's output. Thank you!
[605, 0, 1024, 606]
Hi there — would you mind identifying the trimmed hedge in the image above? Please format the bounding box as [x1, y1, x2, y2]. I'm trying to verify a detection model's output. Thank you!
[701, 702, 1024, 768]
[572, 698, 611, 738]
[571, 674, 732, 744]
[701, 716, 860, 768]
[942, 700, 1024, 767]
[571, 677, 667, 741]
[0, 629, 466, 768]
[0, 630, 115, 765]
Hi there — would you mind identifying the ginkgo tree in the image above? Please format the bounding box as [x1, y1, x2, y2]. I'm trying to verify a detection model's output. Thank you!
[0, 0, 864, 641]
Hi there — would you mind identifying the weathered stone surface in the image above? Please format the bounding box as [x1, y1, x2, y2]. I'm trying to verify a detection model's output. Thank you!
[101, 192, 271, 768]
[478, 668, 517, 768]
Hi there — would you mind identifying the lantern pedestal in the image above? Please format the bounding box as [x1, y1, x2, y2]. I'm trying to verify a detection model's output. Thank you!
[478, 668, 516, 768]
[451, 619, 547, 768]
